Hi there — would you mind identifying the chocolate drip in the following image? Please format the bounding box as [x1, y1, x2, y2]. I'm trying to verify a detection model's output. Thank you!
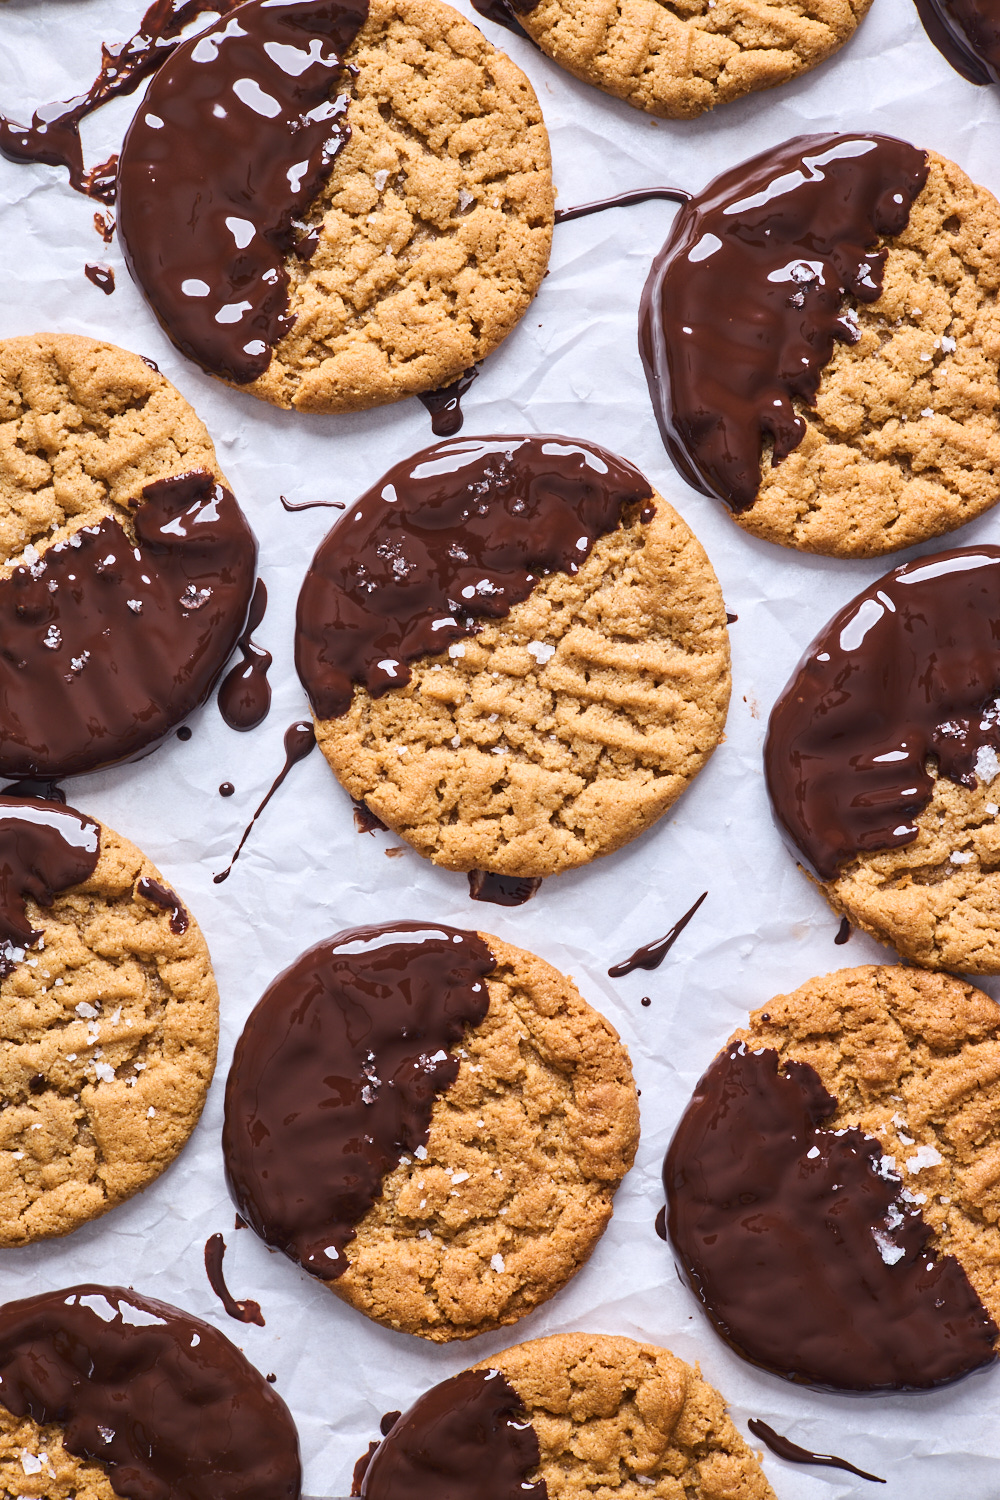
[554, 187, 691, 225]
[0, 1284, 299, 1500]
[85, 264, 115, 294]
[136, 875, 189, 934]
[295, 435, 653, 720]
[280, 494, 347, 513]
[654, 1205, 667, 1240]
[765, 546, 1000, 881]
[223, 922, 494, 1279]
[0, 469, 256, 779]
[417, 368, 478, 436]
[358, 1369, 546, 1500]
[117, 0, 369, 384]
[204, 1233, 266, 1326]
[664, 1042, 997, 1389]
[468, 870, 542, 905]
[468, 0, 534, 38]
[608, 891, 707, 977]
[747, 1420, 885, 1483]
[639, 135, 928, 512]
[95, 212, 116, 244]
[0, 796, 100, 977]
[379, 1411, 402, 1436]
[2, 779, 66, 804]
[353, 799, 388, 835]
[217, 578, 272, 732]
[835, 917, 852, 944]
[213, 721, 315, 883]
[913, 0, 1000, 82]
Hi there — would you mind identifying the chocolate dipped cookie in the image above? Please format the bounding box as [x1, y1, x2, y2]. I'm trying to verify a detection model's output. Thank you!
[913, 0, 1000, 85]
[223, 922, 638, 1341]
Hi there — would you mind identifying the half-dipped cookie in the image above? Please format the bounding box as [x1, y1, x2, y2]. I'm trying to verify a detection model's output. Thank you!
[640, 134, 1000, 557]
[116, 0, 553, 413]
[0, 333, 256, 778]
[295, 435, 730, 880]
[663, 965, 1000, 1391]
[223, 922, 638, 1340]
[0, 793, 218, 1244]
[353, 1332, 775, 1497]
[0, 1284, 299, 1499]
[766, 546, 1000, 972]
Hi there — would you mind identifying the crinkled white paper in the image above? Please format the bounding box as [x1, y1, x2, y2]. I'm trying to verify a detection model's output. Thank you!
[2, 0, 1000, 1492]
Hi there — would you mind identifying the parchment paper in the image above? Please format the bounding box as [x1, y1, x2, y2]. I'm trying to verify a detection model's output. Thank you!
[2, 0, 1000, 1492]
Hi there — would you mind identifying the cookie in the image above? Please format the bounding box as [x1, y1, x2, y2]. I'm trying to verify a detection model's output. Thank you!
[224, 921, 638, 1341]
[664, 965, 1000, 1390]
[640, 135, 1000, 557]
[0, 1283, 300, 1500]
[0, 333, 257, 778]
[354, 1332, 775, 1498]
[117, 0, 553, 413]
[477, 0, 869, 119]
[766, 545, 1000, 973]
[0, 792, 219, 1245]
[295, 435, 731, 880]
[913, 0, 1000, 86]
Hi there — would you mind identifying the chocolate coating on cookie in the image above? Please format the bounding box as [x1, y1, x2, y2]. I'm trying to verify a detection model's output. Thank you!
[0, 796, 99, 970]
[295, 436, 654, 719]
[0, 1284, 300, 1500]
[223, 922, 494, 1278]
[358, 1368, 545, 1499]
[765, 546, 1000, 881]
[639, 134, 928, 512]
[0, 470, 256, 778]
[117, 0, 368, 383]
[664, 1042, 996, 1390]
[913, 0, 1000, 83]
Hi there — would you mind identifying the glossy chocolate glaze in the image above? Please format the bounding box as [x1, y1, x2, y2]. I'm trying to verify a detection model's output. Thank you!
[358, 1369, 546, 1500]
[468, 0, 533, 38]
[913, 0, 1000, 83]
[204, 1233, 266, 1326]
[213, 720, 316, 883]
[218, 578, 273, 731]
[85, 263, 115, 294]
[136, 875, 189, 935]
[0, 1284, 299, 1500]
[0, 796, 100, 976]
[0, 469, 256, 780]
[295, 435, 653, 720]
[417, 368, 479, 437]
[223, 922, 494, 1279]
[664, 1042, 997, 1390]
[765, 547, 1000, 881]
[608, 890, 707, 977]
[468, 870, 542, 905]
[639, 135, 928, 512]
[554, 187, 691, 225]
[747, 1420, 885, 1483]
[117, 0, 369, 384]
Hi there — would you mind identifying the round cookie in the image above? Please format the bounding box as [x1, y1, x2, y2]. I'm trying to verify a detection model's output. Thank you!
[0, 332, 257, 778]
[296, 435, 731, 880]
[355, 1332, 775, 1498]
[0, 793, 219, 1245]
[664, 965, 1000, 1390]
[640, 135, 1000, 557]
[224, 921, 638, 1341]
[116, 0, 553, 412]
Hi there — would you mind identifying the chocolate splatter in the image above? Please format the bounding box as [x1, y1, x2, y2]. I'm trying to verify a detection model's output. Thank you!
[417, 368, 478, 436]
[220, 782, 235, 798]
[726, 612, 738, 623]
[0, 796, 100, 978]
[177, 726, 193, 741]
[85, 264, 115, 294]
[94, 212, 115, 243]
[136, 875, 189, 935]
[641, 996, 652, 1007]
[280, 495, 347, 513]
[204, 1233, 266, 1327]
[608, 891, 707, 977]
[353, 799, 388, 835]
[554, 187, 691, 225]
[213, 721, 316, 883]
[218, 578, 272, 732]
[468, 871, 542, 906]
[654, 1205, 667, 1240]
[747, 1420, 885, 1483]
[835, 917, 852, 944]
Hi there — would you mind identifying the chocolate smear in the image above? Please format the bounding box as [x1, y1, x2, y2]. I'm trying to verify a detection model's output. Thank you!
[835, 917, 852, 944]
[280, 494, 347, 513]
[218, 578, 272, 732]
[417, 368, 478, 436]
[765, 546, 1000, 881]
[94, 212, 116, 244]
[213, 721, 315, 883]
[913, 0, 1000, 83]
[117, 0, 369, 384]
[639, 134, 929, 512]
[664, 1041, 997, 1389]
[296, 435, 653, 721]
[223, 922, 494, 1279]
[0, 796, 100, 978]
[204, 1233, 266, 1326]
[747, 1419, 885, 1483]
[136, 875, 189, 934]
[608, 891, 707, 977]
[85, 264, 115, 295]
[353, 799, 388, 835]
[468, 870, 542, 906]
[0, 469, 256, 779]
[0, 1283, 299, 1500]
[554, 186, 691, 225]
[357, 1368, 546, 1500]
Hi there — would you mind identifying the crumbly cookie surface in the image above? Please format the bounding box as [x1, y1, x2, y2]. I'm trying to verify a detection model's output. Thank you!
[0, 332, 225, 569]
[512, 0, 869, 120]
[315, 492, 730, 878]
[743, 152, 1000, 557]
[735, 965, 1000, 1336]
[0, 1403, 115, 1500]
[242, 0, 553, 413]
[477, 1332, 775, 1498]
[0, 819, 219, 1246]
[327, 935, 638, 1340]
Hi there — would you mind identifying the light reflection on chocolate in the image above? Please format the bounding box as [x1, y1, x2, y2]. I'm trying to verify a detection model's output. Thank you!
[913, 0, 1000, 82]
[608, 891, 707, 977]
[217, 578, 272, 732]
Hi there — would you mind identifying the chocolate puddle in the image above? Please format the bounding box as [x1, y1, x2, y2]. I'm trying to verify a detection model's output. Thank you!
[0, 1284, 299, 1500]
[280, 495, 347, 513]
[468, 870, 542, 905]
[0, 469, 256, 779]
[2, 779, 66, 804]
[295, 435, 653, 721]
[117, 0, 369, 384]
[204, 1233, 266, 1326]
[417, 368, 478, 436]
[136, 875, 189, 934]
[85, 263, 115, 294]
[554, 187, 691, 224]
[765, 546, 1000, 881]
[218, 578, 272, 731]
[608, 891, 707, 977]
[214, 721, 316, 883]
[747, 1419, 885, 1483]
[664, 1041, 997, 1389]
[356, 1368, 546, 1500]
[913, 0, 1000, 83]
[223, 922, 494, 1279]
[639, 134, 929, 512]
[0, 796, 100, 978]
